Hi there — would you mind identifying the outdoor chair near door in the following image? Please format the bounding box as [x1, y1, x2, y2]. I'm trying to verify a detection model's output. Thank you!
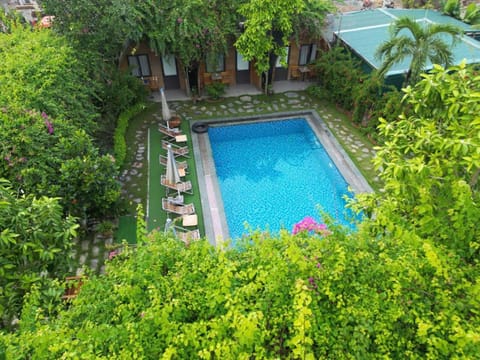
[289, 65, 301, 80]
[162, 198, 195, 215]
[159, 154, 188, 176]
[161, 140, 189, 158]
[161, 175, 193, 194]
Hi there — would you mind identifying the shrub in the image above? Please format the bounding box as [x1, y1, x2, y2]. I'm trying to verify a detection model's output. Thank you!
[311, 46, 366, 111]
[205, 82, 227, 99]
[113, 103, 146, 168]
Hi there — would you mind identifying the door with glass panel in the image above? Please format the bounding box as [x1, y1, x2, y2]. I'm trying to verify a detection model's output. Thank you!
[162, 54, 180, 89]
[236, 51, 250, 84]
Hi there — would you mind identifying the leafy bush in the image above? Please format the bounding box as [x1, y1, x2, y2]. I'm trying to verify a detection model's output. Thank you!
[0, 108, 121, 219]
[3, 225, 479, 357]
[0, 17, 99, 134]
[443, 0, 460, 17]
[113, 103, 146, 168]
[463, 3, 480, 24]
[205, 82, 227, 99]
[311, 46, 366, 111]
[0, 179, 78, 329]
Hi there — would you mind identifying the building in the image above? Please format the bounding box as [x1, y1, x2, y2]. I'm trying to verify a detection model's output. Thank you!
[119, 35, 329, 96]
[329, 8, 480, 86]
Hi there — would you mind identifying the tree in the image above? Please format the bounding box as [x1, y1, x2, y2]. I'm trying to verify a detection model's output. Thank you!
[0, 179, 78, 329]
[0, 17, 121, 220]
[41, 0, 140, 65]
[39, 0, 147, 121]
[235, 0, 334, 92]
[353, 62, 480, 261]
[375, 16, 462, 85]
[141, 0, 241, 93]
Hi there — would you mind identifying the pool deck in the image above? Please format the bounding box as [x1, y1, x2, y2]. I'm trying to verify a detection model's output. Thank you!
[191, 110, 373, 246]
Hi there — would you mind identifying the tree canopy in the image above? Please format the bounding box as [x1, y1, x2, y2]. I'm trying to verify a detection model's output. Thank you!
[235, 0, 334, 85]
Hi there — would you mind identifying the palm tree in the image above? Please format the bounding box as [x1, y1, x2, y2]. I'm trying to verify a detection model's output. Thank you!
[375, 17, 462, 86]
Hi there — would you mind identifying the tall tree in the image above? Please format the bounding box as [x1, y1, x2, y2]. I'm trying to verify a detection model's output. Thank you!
[375, 16, 462, 85]
[40, 0, 147, 119]
[235, 0, 334, 92]
[0, 15, 98, 132]
[0, 18, 121, 220]
[140, 0, 241, 93]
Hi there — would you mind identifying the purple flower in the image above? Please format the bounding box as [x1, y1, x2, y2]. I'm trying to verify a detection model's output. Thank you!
[44, 119, 54, 134]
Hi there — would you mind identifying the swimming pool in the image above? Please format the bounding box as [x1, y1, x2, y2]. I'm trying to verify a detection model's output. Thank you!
[208, 118, 359, 239]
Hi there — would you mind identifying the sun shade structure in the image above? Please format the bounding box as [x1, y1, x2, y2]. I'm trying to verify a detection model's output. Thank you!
[330, 9, 480, 76]
[165, 144, 181, 186]
[160, 88, 172, 124]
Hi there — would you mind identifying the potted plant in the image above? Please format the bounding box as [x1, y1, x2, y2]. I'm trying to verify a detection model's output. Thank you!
[205, 82, 226, 100]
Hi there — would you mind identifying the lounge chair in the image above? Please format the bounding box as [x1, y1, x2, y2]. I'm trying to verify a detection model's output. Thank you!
[162, 198, 195, 215]
[161, 176, 193, 194]
[159, 154, 188, 175]
[174, 226, 201, 245]
[159, 123, 182, 139]
[162, 140, 189, 158]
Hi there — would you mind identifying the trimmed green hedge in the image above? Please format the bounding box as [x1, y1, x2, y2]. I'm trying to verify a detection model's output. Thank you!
[113, 103, 146, 168]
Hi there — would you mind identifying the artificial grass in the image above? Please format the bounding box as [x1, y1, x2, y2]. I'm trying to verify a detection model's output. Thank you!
[146, 122, 204, 235]
[115, 215, 137, 244]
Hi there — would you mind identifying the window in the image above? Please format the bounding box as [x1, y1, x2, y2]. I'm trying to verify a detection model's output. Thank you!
[299, 44, 318, 66]
[206, 53, 225, 73]
[128, 54, 151, 77]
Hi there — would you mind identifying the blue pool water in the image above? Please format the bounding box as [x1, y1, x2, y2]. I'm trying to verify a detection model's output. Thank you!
[209, 119, 357, 239]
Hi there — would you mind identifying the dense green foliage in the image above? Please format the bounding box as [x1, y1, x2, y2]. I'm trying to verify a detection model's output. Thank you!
[2, 221, 478, 357]
[375, 16, 462, 86]
[41, 0, 147, 126]
[309, 47, 366, 111]
[0, 16, 128, 326]
[235, 0, 334, 89]
[0, 106, 121, 219]
[443, 0, 480, 25]
[308, 46, 403, 135]
[0, 17, 98, 132]
[113, 103, 146, 169]
[354, 62, 480, 261]
[0, 180, 78, 329]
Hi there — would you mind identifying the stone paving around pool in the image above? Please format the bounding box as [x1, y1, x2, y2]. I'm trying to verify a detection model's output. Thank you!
[75, 91, 378, 275]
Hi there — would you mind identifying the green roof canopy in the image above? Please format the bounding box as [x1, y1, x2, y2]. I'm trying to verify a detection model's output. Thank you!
[332, 9, 480, 76]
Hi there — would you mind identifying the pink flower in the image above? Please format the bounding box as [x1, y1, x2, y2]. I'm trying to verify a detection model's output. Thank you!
[292, 216, 329, 236]
[177, 17, 183, 24]
[108, 249, 120, 260]
[44, 120, 54, 134]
